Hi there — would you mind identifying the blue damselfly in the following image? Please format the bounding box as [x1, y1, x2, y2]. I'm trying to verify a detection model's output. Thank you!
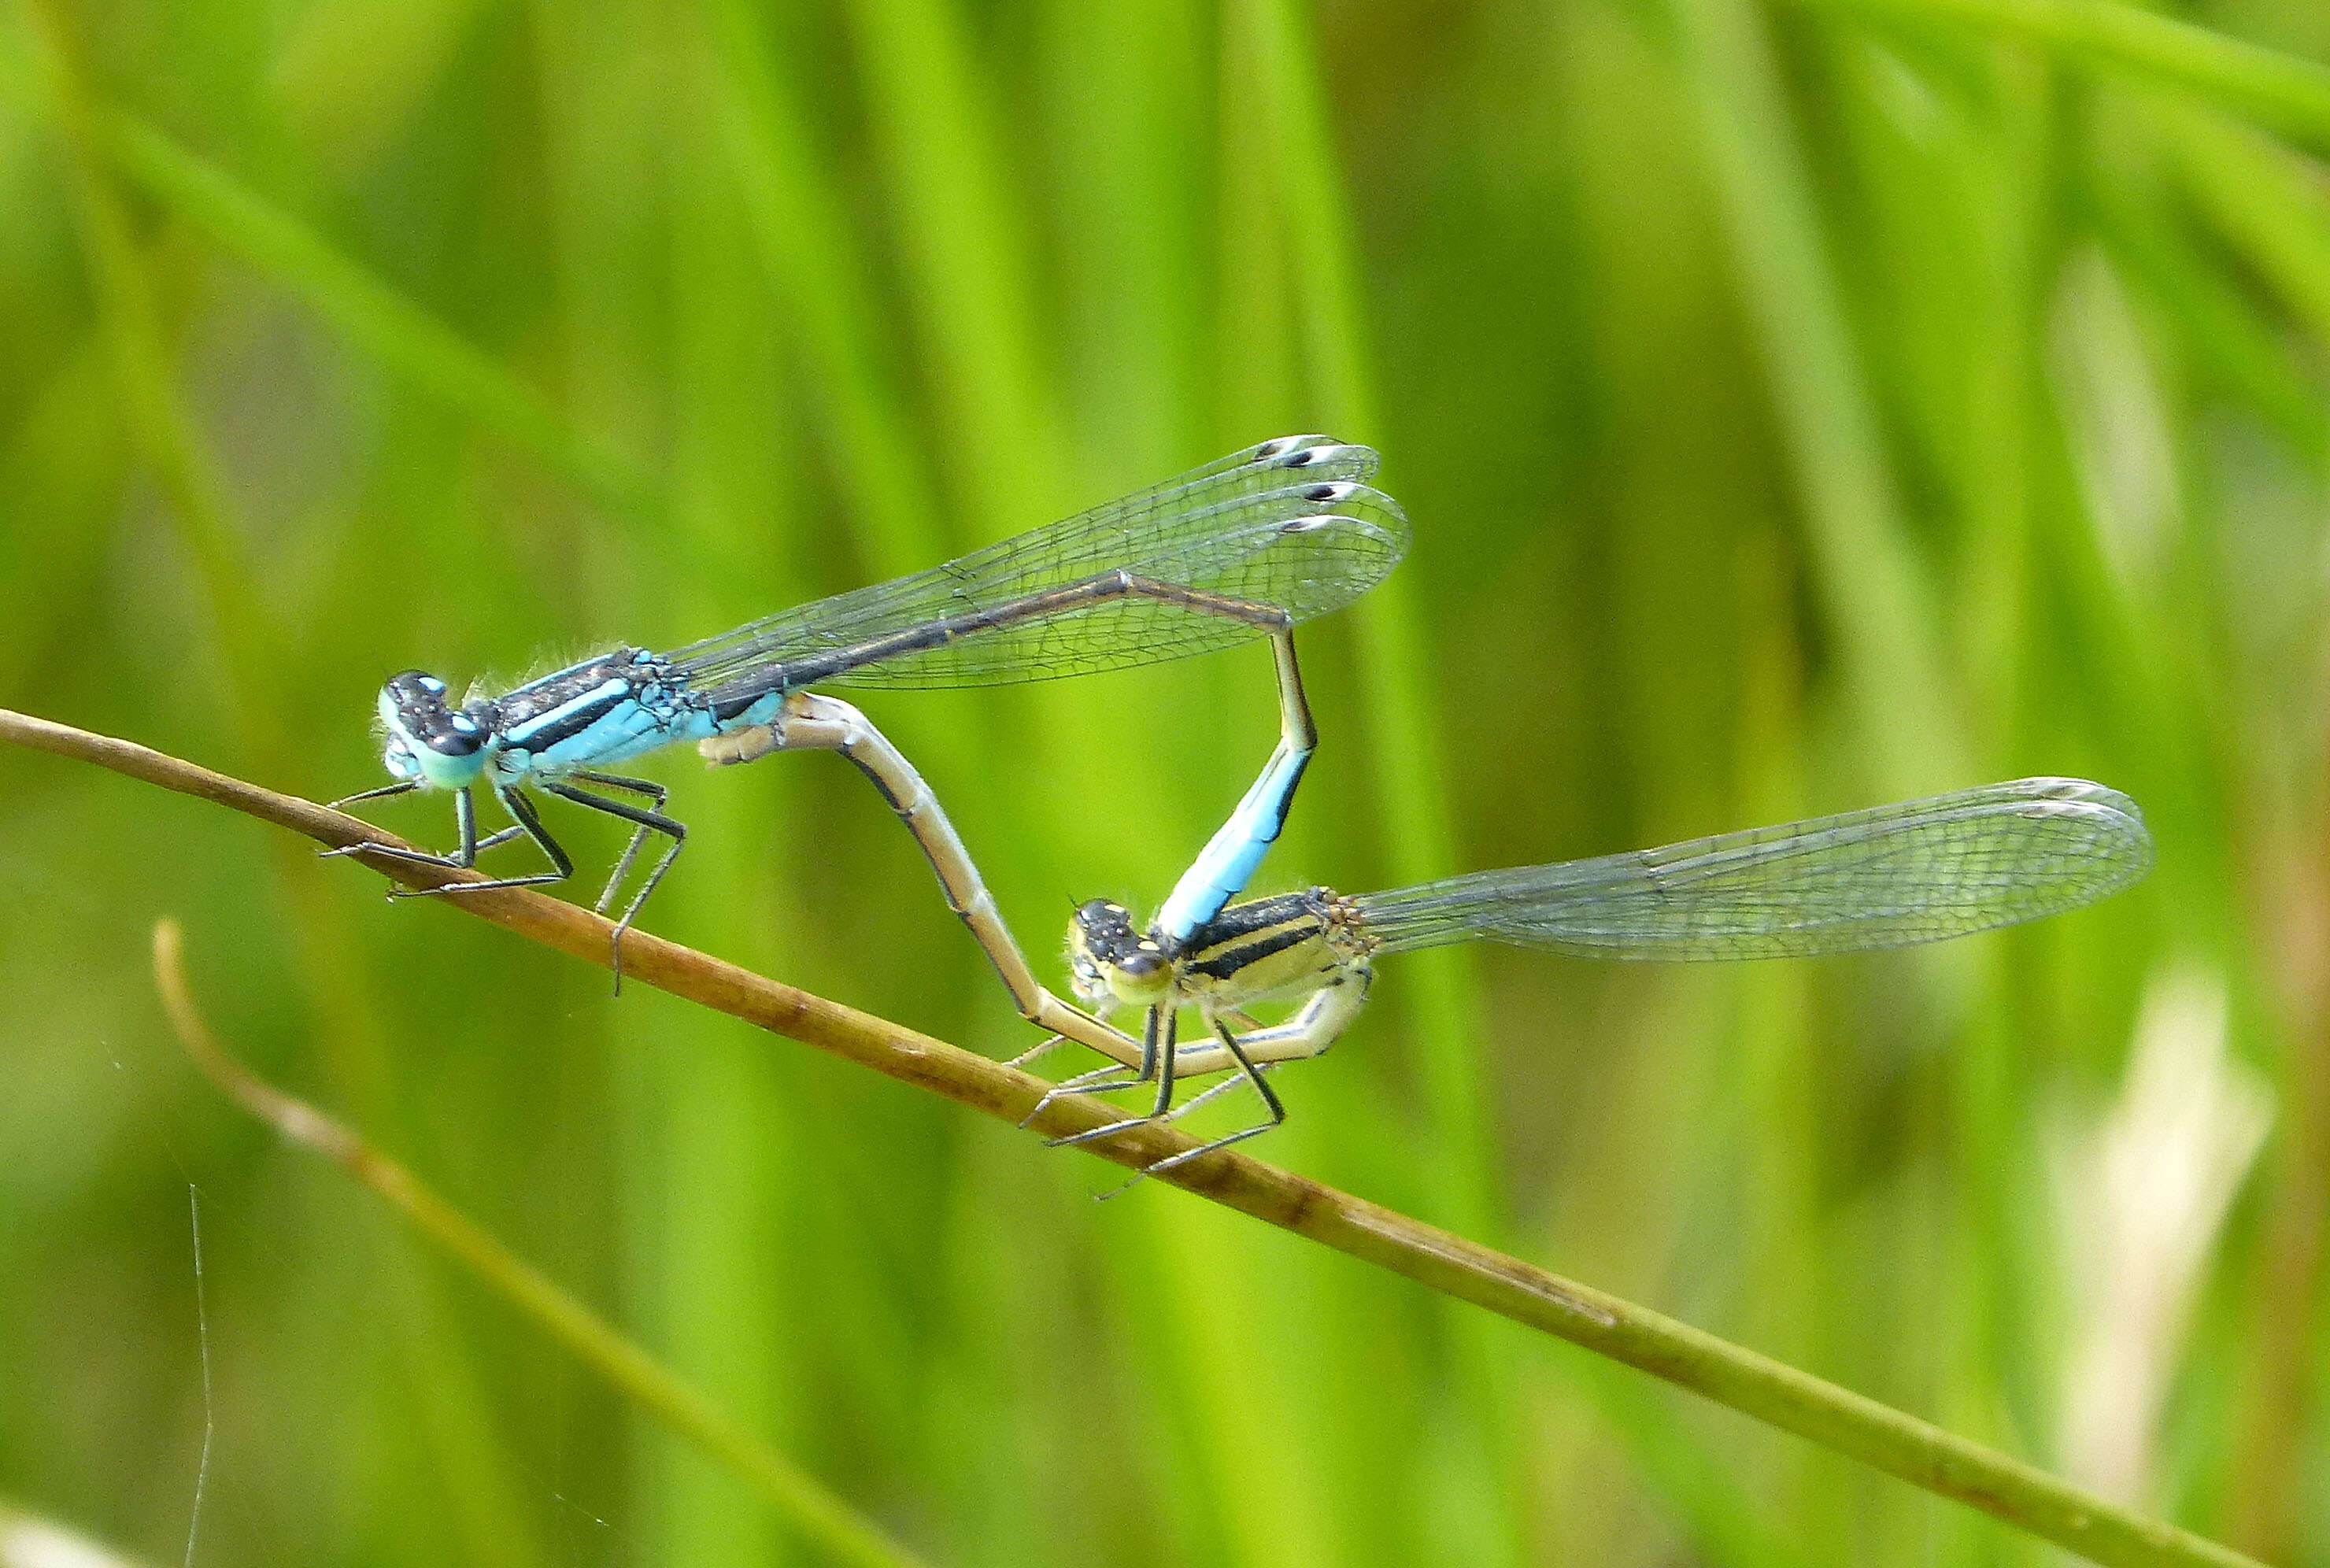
[329, 436, 1408, 1018]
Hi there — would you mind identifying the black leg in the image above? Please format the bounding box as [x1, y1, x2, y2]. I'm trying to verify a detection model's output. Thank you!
[1018, 1058, 1147, 1129]
[1150, 1000, 1178, 1120]
[1134, 1004, 1159, 1085]
[328, 784, 489, 874]
[541, 778, 686, 989]
[322, 782, 530, 867]
[1116, 1018, 1288, 1189]
[386, 786, 573, 897]
[1154, 1060, 1263, 1126]
[326, 779, 418, 810]
[1045, 1007, 1181, 1150]
[568, 771, 670, 906]
[573, 770, 668, 805]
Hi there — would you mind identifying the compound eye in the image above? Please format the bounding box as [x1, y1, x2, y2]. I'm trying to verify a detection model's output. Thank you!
[1115, 946, 1167, 982]
[431, 711, 485, 757]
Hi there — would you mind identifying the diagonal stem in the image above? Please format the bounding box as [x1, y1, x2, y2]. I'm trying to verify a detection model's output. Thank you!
[151, 919, 930, 1568]
[2, 705, 2260, 1568]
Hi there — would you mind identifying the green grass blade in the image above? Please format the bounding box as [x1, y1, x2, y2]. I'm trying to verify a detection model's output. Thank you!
[840, 0, 1067, 529]
[94, 111, 660, 521]
[1799, 0, 2330, 153]
[699, 0, 943, 575]
[1662, 0, 1965, 798]
[2149, 98, 2330, 353]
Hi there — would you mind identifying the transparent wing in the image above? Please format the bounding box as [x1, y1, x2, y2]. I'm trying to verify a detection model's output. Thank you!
[1353, 779, 2152, 960]
[668, 436, 1409, 702]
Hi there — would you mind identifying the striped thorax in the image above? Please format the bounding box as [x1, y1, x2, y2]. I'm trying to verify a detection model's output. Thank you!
[1067, 888, 1377, 1021]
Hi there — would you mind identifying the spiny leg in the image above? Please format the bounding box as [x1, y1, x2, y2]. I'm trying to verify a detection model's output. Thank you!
[331, 785, 486, 888]
[321, 782, 528, 868]
[1155, 1060, 1274, 1127]
[538, 779, 685, 989]
[568, 770, 671, 912]
[1104, 1015, 1288, 1195]
[388, 786, 575, 899]
[1018, 1059, 1148, 1129]
[1022, 979, 1352, 1119]
[1008, 1002, 1117, 1100]
[327, 779, 417, 811]
[1045, 1005, 1181, 1150]
[1020, 1005, 1156, 1128]
[322, 781, 473, 872]
[1004, 1034, 1071, 1071]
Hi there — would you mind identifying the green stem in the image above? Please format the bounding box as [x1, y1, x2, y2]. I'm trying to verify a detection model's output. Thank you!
[152, 919, 933, 1568]
[7, 707, 2262, 1568]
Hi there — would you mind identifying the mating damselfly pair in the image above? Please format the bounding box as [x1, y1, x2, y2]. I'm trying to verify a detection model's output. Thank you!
[331, 436, 2152, 1174]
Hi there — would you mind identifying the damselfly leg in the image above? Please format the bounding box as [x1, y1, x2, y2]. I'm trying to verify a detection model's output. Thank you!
[324, 786, 552, 884]
[327, 780, 420, 809]
[1097, 1019, 1288, 1195]
[1041, 1004, 1180, 1150]
[538, 773, 686, 987]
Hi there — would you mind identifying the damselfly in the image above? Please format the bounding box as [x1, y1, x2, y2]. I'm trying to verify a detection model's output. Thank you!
[1037, 778, 2153, 1178]
[327, 437, 1409, 1010]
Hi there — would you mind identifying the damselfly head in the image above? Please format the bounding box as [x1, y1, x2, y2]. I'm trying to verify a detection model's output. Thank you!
[1067, 898, 1175, 1009]
[377, 670, 489, 790]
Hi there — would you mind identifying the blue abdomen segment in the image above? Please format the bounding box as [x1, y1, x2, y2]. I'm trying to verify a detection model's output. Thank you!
[1155, 744, 1311, 946]
[706, 687, 788, 734]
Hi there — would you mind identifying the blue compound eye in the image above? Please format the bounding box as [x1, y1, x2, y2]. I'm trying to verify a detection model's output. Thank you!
[434, 710, 484, 757]
[378, 671, 489, 783]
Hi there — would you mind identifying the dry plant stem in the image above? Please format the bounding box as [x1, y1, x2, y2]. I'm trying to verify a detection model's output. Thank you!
[2, 707, 2255, 1568]
[150, 920, 930, 1568]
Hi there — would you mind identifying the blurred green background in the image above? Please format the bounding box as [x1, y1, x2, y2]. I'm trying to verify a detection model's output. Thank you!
[2, 0, 2327, 1561]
